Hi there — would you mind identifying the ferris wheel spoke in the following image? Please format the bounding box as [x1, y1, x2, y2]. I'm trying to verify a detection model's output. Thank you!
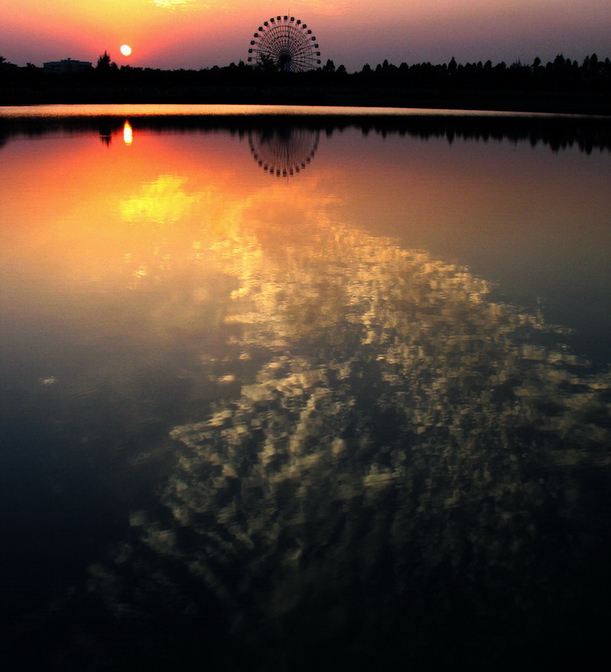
[281, 27, 290, 47]
[291, 42, 313, 56]
[293, 43, 310, 56]
[293, 49, 311, 58]
[292, 38, 315, 54]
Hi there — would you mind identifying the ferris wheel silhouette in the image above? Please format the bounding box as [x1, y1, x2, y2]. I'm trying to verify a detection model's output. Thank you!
[247, 16, 322, 72]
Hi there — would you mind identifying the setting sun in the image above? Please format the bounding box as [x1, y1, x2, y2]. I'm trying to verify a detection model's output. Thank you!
[120, 44, 132, 57]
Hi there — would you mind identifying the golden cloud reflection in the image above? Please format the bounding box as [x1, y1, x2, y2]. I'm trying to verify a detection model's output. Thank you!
[88, 172, 611, 647]
[112, 162, 341, 296]
[121, 175, 202, 226]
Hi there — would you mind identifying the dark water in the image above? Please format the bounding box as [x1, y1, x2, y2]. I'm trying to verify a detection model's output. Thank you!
[0, 106, 610, 671]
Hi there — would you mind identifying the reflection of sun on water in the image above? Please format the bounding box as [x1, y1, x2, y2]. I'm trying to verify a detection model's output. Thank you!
[123, 121, 133, 146]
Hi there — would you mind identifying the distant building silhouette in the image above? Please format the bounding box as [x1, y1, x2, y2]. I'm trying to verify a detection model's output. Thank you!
[43, 58, 92, 74]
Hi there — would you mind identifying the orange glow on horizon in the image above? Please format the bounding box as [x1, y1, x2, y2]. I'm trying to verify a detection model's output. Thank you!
[1, 0, 609, 71]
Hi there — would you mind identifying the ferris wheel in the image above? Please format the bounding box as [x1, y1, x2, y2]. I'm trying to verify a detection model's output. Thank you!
[249, 127, 320, 177]
[247, 16, 322, 72]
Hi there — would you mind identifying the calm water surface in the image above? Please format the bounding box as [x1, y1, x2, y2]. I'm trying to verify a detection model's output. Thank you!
[1, 106, 610, 671]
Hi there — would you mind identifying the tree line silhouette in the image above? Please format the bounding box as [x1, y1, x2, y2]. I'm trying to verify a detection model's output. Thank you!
[1, 52, 609, 112]
[2, 114, 609, 155]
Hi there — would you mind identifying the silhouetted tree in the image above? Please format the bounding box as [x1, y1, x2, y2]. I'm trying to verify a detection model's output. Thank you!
[255, 52, 278, 73]
[96, 51, 117, 71]
[0, 55, 17, 72]
[323, 59, 336, 73]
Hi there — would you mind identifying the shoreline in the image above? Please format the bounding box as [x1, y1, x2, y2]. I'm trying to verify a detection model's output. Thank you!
[2, 101, 609, 154]
[1, 86, 609, 116]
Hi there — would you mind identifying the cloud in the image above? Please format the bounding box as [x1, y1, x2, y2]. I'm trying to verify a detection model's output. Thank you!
[152, 0, 201, 10]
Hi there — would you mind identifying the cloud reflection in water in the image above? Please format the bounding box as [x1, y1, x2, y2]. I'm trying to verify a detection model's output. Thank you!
[2, 117, 608, 666]
[89, 192, 611, 661]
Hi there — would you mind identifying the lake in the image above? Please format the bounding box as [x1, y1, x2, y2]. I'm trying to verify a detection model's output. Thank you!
[1, 105, 610, 671]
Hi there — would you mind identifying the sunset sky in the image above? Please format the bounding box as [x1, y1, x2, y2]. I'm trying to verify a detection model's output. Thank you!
[1, 0, 609, 71]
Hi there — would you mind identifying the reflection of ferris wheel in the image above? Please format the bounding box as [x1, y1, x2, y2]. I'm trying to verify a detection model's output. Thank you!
[249, 127, 320, 177]
[247, 16, 322, 72]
